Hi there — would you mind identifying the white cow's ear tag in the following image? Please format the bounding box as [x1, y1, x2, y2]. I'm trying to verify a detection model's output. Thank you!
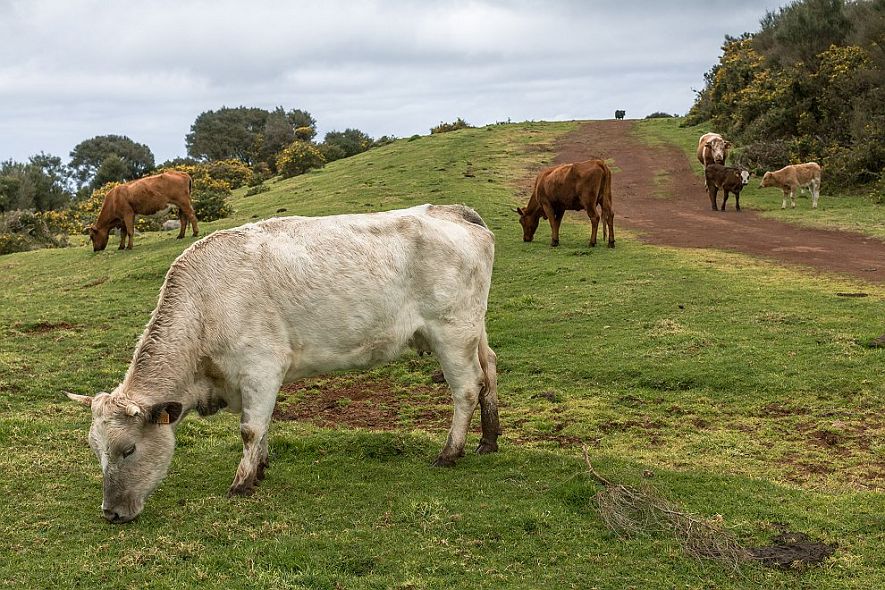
[157, 411, 170, 425]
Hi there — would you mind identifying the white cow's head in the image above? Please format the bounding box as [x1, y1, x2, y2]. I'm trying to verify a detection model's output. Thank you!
[706, 137, 731, 165]
[740, 170, 751, 185]
[67, 391, 182, 523]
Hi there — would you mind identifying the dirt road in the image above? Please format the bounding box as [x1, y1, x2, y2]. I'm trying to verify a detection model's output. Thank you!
[552, 120, 884, 283]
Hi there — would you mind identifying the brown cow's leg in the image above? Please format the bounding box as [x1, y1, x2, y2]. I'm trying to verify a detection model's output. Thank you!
[180, 202, 199, 237]
[544, 204, 560, 247]
[721, 190, 729, 211]
[588, 206, 600, 247]
[121, 213, 135, 250]
[735, 192, 741, 212]
[606, 208, 615, 248]
[709, 187, 719, 211]
[177, 209, 187, 239]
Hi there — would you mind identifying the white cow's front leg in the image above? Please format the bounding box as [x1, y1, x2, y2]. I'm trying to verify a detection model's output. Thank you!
[229, 372, 281, 496]
[782, 190, 788, 209]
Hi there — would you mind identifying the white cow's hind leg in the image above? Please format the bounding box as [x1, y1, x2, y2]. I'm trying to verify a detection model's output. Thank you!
[790, 189, 796, 208]
[229, 368, 282, 496]
[430, 329, 484, 467]
[782, 190, 788, 209]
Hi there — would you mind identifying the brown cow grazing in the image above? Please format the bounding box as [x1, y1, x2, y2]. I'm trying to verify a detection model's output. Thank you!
[515, 159, 614, 248]
[760, 162, 822, 209]
[704, 164, 750, 211]
[87, 171, 198, 251]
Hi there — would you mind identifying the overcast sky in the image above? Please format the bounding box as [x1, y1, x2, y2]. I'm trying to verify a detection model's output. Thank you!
[0, 0, 788, 164]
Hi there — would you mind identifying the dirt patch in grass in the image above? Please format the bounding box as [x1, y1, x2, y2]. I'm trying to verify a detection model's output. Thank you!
[750, 529, 837, 570]
[274, 376, 452, 431]
[15, 321, 79, 334]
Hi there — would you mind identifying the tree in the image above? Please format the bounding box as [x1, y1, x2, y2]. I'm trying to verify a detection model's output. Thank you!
[186, 106, 270, 164]
[0, 154, 72, 212]
[321, 128, 373, 161]
[69, 135, 155, 188]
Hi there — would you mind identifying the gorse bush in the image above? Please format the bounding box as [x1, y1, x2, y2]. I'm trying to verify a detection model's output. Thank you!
[276, 141, 325, 178]
[206, 159, 253, 189]
[0, 209, 69, 255]
[192, 189, 233, 222]
[431, 118, 472, 134]
[685, 0, 884, 187]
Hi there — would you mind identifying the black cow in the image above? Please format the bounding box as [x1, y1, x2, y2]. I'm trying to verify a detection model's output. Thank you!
[614, 110, 626, 120]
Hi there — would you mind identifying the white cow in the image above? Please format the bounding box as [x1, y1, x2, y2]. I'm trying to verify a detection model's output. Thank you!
[67, 204, 499, 523]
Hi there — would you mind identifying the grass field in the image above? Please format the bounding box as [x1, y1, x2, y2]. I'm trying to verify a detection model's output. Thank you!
[1, 121, 883, 589]
[635, 117, 885, 239]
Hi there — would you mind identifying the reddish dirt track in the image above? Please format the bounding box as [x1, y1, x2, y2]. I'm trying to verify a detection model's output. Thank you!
[552, 120, 885, 283]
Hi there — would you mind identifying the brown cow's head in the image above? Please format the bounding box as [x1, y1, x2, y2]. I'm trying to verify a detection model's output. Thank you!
[86, 225, 110, 252]
[67, 391, 183, 523]
[515, 207, 541, 242]
[760, 171, 774, 188]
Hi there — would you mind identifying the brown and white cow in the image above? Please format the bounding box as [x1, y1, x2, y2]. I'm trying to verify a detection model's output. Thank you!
[515, 159, 614, 248]
[760, 162, 822, 209]
[697, 132, 732, 167]
[67, 205, 499, 523]
[704, 164, 750, 211]
[87, 171, 198, 251]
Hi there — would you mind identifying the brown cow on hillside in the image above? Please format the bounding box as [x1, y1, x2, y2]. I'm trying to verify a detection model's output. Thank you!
[515, 159, 614, 248]
[87, 171, 198, 251]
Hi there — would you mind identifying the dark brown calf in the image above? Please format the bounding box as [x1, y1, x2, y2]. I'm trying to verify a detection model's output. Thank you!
[704, 164, 750, 212]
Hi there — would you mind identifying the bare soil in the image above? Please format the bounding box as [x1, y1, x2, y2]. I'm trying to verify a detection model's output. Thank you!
[551, 121, 885, 283]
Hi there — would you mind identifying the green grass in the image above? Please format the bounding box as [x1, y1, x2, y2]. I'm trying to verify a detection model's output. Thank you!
[1, 121, 884, 589]
[635, 118, 885, 239]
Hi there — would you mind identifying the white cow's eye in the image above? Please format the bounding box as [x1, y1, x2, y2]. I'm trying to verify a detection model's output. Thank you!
[121, 445, 136, 458]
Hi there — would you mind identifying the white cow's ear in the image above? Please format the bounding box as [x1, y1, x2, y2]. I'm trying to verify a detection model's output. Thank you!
[148, 402, 184, 425]
[65, 392, 93, 407]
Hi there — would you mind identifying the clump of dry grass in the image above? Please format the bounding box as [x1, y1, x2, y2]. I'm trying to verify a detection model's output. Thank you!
[582, 447, 751, 569]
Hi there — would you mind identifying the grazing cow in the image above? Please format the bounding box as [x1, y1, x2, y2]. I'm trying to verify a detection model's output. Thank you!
[515, 159, 614, 248]
[615, 110, 626, 120]
[87, 171, 198, 251]
[760, 162, 822, 209]
[704, 164, 750, 211]
[67, 205, 499, 523]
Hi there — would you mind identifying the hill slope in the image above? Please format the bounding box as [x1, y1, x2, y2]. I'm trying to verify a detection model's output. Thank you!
[0, 122, 883, 589]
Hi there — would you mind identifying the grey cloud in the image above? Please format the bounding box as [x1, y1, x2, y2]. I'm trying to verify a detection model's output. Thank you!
[1, 0, 787, 162]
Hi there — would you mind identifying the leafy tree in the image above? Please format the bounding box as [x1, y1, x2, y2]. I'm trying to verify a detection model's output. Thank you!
[69, 135, 155, 188]
[186, 106, 269, 164]
[321, 128, 373, 161]
[287, 109, 316, 130]
[0, 154, 72, 212]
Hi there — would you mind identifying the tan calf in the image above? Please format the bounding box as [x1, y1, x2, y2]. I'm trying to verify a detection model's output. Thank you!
[760, 162, 822, 209]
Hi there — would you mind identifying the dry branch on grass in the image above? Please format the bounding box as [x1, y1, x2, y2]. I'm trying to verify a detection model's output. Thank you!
[581, 447, 837, 571]
[582, 447, 751, 568]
